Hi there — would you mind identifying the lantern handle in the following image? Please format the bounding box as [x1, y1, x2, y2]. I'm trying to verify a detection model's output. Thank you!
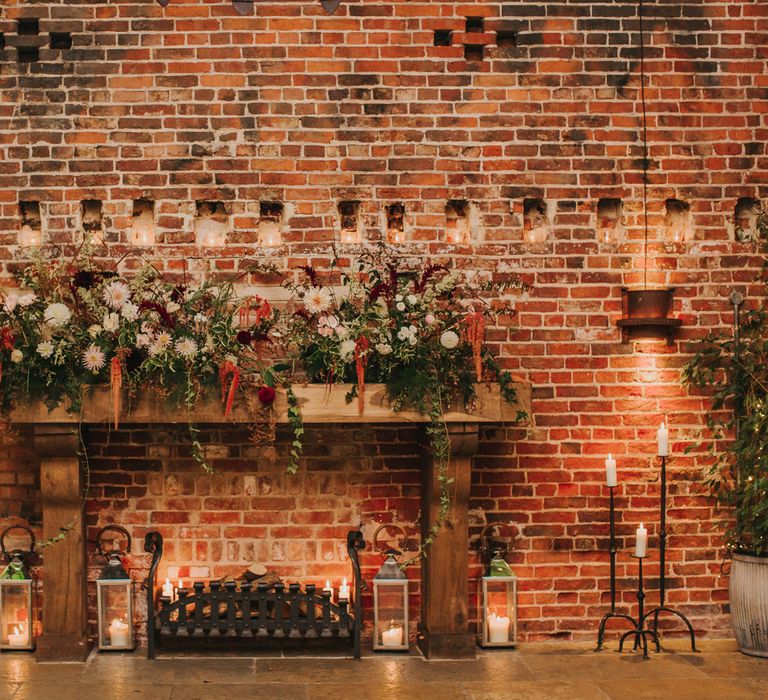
[95, 525, 132, 560]
[0, 524, 35, 561]
[372, 523, 409, 554]
[478, 522, 515, 554]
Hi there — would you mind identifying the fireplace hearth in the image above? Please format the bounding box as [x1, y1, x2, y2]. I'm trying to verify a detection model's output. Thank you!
[144, 530, 365, 658]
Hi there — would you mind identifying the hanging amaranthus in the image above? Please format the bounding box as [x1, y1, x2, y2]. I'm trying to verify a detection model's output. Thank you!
[239, 295, 272, 328]
[238, 297, 253, 327]
[464, 311, 485, 379]
[0, 327, 14, 384]
[354, 335, 370, 414]
[219, 360, 240, 417]
[110, 356, 122, 429]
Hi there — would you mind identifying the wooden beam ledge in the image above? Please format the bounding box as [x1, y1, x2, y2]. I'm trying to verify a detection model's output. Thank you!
[10, 382, 530, 426]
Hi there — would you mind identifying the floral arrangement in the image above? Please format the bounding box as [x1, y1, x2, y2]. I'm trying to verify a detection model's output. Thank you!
[0, 247, 525, 546]
[0, 252, 282, 470]
[281, 249, 525, 547]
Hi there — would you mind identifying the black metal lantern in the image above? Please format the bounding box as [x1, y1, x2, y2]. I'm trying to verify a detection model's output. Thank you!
[372, 524, 409, 652]
[477, 524, 517, 648]
[95, 526, 134, 651]
[0, 525, 36, 651]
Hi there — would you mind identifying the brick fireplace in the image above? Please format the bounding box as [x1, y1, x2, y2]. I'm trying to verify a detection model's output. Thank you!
[10, 384, 526, 660]
[2, 0, 765, 661]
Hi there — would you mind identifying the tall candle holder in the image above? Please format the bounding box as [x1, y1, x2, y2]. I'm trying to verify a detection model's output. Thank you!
[618, 555, 660, 659]
[595, 485, 636, 651]
[645, 454, 698, 651]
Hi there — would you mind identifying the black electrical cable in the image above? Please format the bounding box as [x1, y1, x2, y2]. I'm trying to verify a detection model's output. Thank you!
[639, 0, 649, 290]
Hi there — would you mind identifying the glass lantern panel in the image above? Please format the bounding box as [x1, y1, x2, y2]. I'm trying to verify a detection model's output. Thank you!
[482, 577, 515, 646]
[0, 580, 33, 649]
[374, 580, 407, 649]
[97, 580, 133, 650]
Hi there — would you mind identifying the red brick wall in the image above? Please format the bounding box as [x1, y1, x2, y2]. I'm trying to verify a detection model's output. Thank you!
[3, 0, 768, 644]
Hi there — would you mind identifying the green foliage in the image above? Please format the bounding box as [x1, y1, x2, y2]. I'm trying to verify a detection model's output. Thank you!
[683, 306, 768, 555]
[285, 385, 304, 475]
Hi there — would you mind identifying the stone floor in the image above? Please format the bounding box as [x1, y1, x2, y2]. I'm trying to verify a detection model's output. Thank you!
[1, 639, 766, 699]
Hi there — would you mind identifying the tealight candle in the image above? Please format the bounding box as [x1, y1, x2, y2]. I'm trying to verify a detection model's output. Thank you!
[339, 577, 350, 600]
[8, 624, 26, 648]
[605, 453, 617, 487]
[657, 421, 669, 457]
[487, 613, 511, 644]
[635, 522, 648, 558]
[162, 577, 174, 599]
[381, 623, 404, 648]
[108, 618, 130, 647]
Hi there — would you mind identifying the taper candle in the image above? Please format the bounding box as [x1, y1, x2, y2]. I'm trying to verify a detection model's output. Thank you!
[657, 421, 669, 456]
[605, 453, 617, 487]
[635, 522, 648, 558]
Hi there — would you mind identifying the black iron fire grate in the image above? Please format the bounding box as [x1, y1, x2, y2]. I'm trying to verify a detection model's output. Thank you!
[144, 530, 365, 659]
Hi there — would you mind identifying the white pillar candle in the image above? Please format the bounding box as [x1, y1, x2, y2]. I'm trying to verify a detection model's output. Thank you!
[338, 577, 350, 600]
[657, 421, 669, 456]
[605, 453, 617, 487]
[488, 613, 511, 644]
[323, 579, 334, 602]
[381, 623, 404, 647]
[162, 577, 174, 599]
[108, 618, 130, 647]
[8, 624, 27, 648]
[635, 522, 648, 558]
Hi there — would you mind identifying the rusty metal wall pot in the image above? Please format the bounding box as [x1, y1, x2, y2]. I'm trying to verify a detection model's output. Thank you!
[626, 289, 672, 319]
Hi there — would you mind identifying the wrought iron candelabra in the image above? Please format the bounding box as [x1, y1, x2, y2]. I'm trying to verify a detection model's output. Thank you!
[595, 485, 635, 651]
[618, 555, 660, 659]
[596, 455, 698, 655]
[644, 455, 698, 651]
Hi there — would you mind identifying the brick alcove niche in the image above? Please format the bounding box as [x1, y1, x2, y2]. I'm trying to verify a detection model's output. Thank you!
[6, 384, 528, 661]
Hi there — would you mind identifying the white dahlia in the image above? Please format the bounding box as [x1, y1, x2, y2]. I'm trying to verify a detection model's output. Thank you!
[440, 330, 459, 349]
[44, 302, 71, 328]
[174, 337, 198, 359]
[149, 331, 172, 356]
[303, 286, 332, 315]
[102, 312, 120, 333]
[82, 344, 106, 373]
[121, 301, 139, 321]
[339, 338, 356, 360]
[103, 281, 131, 310]
[37, 341, 54, 359]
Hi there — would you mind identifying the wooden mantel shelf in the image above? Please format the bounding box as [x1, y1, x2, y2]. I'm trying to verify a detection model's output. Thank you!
[10, 382, 530, 426]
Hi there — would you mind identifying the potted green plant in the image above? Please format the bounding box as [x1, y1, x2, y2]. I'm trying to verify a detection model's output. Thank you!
[683, 210, 768, 656]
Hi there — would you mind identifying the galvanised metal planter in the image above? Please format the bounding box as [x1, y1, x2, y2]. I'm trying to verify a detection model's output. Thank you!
[730, 552, 768, 657]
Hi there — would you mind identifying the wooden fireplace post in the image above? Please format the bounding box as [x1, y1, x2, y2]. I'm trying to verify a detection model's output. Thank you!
[33, 425, 90, 661]
[418, 423, 478, 659]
